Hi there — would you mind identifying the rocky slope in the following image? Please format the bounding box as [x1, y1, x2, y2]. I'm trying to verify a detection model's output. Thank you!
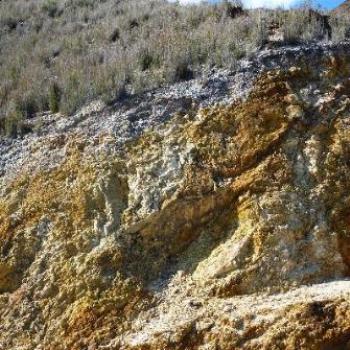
[1, 42, 350, 349]
[333, 0, 350, 14]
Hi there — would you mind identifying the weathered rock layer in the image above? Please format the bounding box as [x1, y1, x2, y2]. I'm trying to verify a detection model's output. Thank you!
[1, 43, 350, 349]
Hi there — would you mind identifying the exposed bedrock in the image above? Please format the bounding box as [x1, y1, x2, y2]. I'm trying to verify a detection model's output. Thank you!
[1, 43, 350, 349]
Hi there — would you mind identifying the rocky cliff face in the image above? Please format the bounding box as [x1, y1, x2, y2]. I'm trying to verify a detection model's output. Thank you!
[1, 43, 350, 350]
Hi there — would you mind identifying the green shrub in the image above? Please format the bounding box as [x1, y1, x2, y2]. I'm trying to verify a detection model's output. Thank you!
[173, 60, 194, 82]
[18, 94, 39, 118]
[139, 50, 154, 71]
[41, 0, 60, 18]
[109, 28, 120, 43]
[48, 82, 61, 113]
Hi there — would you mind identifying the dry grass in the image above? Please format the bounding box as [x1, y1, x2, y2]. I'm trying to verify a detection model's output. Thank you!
[0, 0, 348, 136]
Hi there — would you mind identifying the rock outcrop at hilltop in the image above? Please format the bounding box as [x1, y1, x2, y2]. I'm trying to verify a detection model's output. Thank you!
[1, 43, 350, 350]
[333, 0, 350, 14]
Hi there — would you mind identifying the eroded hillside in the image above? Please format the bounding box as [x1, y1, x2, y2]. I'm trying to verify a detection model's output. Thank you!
[1, 43, 350, 349]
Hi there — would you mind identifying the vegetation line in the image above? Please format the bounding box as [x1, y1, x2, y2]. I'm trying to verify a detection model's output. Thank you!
[0, 0, 349, 137]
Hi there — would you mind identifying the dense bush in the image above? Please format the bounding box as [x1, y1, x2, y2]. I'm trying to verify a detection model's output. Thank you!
[0, 0, 348, 136]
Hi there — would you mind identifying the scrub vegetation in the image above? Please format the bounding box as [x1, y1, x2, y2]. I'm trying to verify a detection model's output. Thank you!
[0, 0, 348, 136]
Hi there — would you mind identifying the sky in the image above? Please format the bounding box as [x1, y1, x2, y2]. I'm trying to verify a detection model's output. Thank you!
[174, 0, 345, 9]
